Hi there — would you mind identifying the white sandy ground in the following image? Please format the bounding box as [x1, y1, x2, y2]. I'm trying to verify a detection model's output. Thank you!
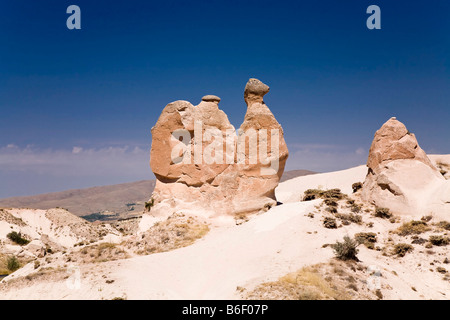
[0, 209, 79, 248]
[1, 159, 450, 300]
[1, 200, 449, 300]
[429, 154, 450, 166]
[275, 165, 368, 204]
[0, 209, 121, 249]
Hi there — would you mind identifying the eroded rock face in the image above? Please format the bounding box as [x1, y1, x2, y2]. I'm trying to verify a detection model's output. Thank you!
[147, 78, 288, 219]
[362, 118, 450, 219]
[366, 117, 435, 174]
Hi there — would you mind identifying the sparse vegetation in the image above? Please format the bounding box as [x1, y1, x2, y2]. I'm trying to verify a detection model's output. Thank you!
[74, 242, 129, 264]
[131, 212, 210, 255]
[393, 243, 414, 257]
[244, 264, 350, 300]
[243, 260, 384, 300]
[349, 203, 362, 213]
[436, 267, 447, 274]
[144, 198, 155, 212]
[411, 237, 426, 245]
[374, 207, 392, 219]
[436, 221, 450, 231]
[375, 289, 383, 299]
[323, 217, 337, 229]
[436, 162, 449, 178]
[325, 206, 337, 214]
[7, 231, 30, 246]
[396, 220, 430, 236]
[331, 236, 359, 261]
[428, 235, 449, 246]
[352, 182, 363, 193]
[6, 256, 20, 272]
[303, 188, 345, 201]
[336, 213, 362, 225]
[324, 199, 338, 207]
[9, 267, 68, 285]
[302, 189, 322, 201]
[355, 232, 377, 249]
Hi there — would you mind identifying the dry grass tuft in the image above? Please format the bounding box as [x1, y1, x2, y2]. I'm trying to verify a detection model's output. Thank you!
[396, 220, 430, 236]
[355, 232, 377, 249]
[374, 207, 392, 219]
[245, 266, 349, 300]
[303, 189, 346, 201]
[435, 221, 450, 231]
[244, 260, 380, 300]
[75, 242, 129, 263]
[130, 212, 210, 255]
[428, 235, 449, 246]
[0, 266, 69, 291]
[392, 243, 414, 257]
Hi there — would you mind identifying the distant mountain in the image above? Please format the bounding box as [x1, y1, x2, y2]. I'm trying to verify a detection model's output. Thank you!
[0, 180, 155, 219]
[280, 170, 317, 182]
[0, 170, 316, 220]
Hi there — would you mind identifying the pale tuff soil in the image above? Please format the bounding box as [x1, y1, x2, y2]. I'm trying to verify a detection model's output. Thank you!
[1, 160, 450, 300]
[0, 211, 211, 298]
[241, 191, 450, 300]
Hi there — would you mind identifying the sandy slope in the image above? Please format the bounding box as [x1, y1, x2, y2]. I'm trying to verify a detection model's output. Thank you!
[2, 198, 448, 300]
[276, 165, 368, 203]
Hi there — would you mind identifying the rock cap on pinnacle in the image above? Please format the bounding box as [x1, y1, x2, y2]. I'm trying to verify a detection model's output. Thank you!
[245, 78, 269, 96]
[201, 95, 221, 103]
[244, 78, 269, 105]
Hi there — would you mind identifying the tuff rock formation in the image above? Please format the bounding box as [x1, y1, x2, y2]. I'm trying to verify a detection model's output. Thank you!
[147, 78, 288, 220]
[362, 117, 450, 219]
[365, 117, 436, 174]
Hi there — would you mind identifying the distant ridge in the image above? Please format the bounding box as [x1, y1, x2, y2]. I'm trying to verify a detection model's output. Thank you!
[280, 170, 317, 182]
[0, 180, 156, 218]
[0, 170, 316, 219]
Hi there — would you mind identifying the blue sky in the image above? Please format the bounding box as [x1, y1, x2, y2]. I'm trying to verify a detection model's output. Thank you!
[1, 0, 449, 198]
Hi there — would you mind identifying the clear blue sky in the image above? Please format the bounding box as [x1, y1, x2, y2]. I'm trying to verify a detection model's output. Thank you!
[1, 0, 449, 198]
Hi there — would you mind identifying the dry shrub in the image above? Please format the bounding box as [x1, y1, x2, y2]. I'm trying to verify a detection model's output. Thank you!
[429, 235, 449, 246]
[0, 254, 31, 275]
[245, 266, 349, 300]
[393, 243, 414, 257]
[303, 189, 346, 201]
[132, 212, 209, 255]
[323, 217, 337, 229]
[336, 213, 362, 225]
[374, 207, 392, 219]
[331, 236, 359, 261]
[350, 203, 362, 213]
[396, 220, 430, 236]
[324, 199, 338, 207]
[243, 260, 382, 300]
[436, 221, 450, 231]
[355, 232, 377, 249]
[352, 182, 363, 193]
[7, 232, 30, 246]
[76, 242, 129, 263]
[1, 267, 69, 290]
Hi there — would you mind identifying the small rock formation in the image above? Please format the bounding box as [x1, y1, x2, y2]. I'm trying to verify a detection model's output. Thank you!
[366, 117, 435, 174]
[147, 78, 288, 221]
[362, 117, 450, 219]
